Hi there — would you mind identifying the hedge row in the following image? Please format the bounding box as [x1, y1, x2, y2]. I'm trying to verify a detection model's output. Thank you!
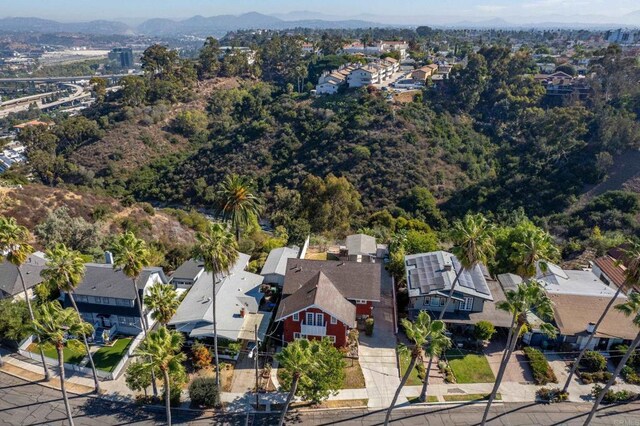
[523, 347, 557, 385]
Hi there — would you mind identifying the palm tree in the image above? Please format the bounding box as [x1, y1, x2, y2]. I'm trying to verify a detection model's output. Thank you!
[584, 294, 640, 425]
[30, 301, 94, 426]
[418, 324, 452, 402]
[439, 213, 495, 320]
[216, 174, 262, 241]
[136, 327, 186, 426]
[562, 242, 640, 393]
[0, 215, 51, 381]
[144, 283, 180, 326]
[510, 223, 560, 279]
[192, 222, 238, 404]
[275, 339, 313, 426]
[42, 243, 101, 393]
[384, 311, 445, 425]
[480, 280, 557, 426]
[110, 231, 158, 396]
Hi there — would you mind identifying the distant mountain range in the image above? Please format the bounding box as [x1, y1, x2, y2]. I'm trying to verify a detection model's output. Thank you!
[0, 11, 638, 37]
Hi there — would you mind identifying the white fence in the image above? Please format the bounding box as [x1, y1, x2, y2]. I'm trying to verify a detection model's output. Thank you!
[298, 235, 310, 259]
[18, 331, 145, 381]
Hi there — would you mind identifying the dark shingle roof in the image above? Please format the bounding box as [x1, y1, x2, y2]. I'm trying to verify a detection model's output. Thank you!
[0, 253, 46, 298]
[171, 259, 204, 281]
[72, 264, 165, 299]
[282, 259, 382, 302]
[276, 272, 356, 326]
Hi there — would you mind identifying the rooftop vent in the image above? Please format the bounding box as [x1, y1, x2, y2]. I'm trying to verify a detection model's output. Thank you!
[586, 322, 596, 334]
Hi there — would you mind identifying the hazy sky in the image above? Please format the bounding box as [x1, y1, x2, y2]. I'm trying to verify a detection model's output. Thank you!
[1, 0, 639, 21]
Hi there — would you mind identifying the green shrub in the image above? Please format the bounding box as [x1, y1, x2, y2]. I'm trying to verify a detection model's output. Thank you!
[365, 317, 375, 336]
[536, 387, 568, 403]
[621, 365, 640, 385]
[140, 202, 155, 216]
[579, 371, 613, 385]
[189, 377, 219, 408]
[473, 321, 496, 342]
[523, 347, 557, 385]
[592, 384, 638, 404]
[580, 350, 607, 372]
[416, 362, 426, 380]
[612, 344, 640, 369]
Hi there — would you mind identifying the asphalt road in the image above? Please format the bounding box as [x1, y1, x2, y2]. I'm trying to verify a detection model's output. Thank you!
[1, 372, 640, 425]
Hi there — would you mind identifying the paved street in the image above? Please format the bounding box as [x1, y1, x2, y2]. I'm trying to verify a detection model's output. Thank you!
[3, 371, 640, 425]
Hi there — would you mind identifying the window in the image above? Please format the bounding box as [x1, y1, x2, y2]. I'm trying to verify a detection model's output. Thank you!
[316, 313, 324, 326]
[328, 335, 336, 343]
[93, 296, 102, 304]
[424, 297, 430, 306]
[459, 297, 473, 311]
[75, 295, 87, 303]
[306, 312, 314, 325]
[330, 316, 337, 325]
[356, 300, 367, 304]
[118, 316, 128, 326]
[293, 332, 301, 340]
[430, 297, 440, 307]
[116, 298, 131, 307]
[440, 298, 446, 307]
[293, 313, 299, 322]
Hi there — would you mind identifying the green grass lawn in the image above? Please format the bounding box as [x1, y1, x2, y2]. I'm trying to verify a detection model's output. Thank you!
[92, 337, 133, 372]
[443, 393, 502, 402]
[28, 340, 86, 365]
[445, 349, 495, 384]
[407, 396, 439, 403]
[398, 350, 423, 386]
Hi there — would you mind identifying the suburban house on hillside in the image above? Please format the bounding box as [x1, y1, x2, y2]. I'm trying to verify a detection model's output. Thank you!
[275, 259, 383, 347]
[591, 247, 629, 291]
[261, 246, 301, 287]
[0, 252, 47, 300]
[340, 233, 387, 263]
[411, 64, 439, 82]
[63, 263, 169, 340]
[531, 261, 636, 350]
[170, 259, 205, 289]
[169, 253, 272, 347]
[405, 251, 512, 328]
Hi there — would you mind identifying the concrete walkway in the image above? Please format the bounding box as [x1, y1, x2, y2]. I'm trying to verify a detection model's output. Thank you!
[358, 269, 400, 408]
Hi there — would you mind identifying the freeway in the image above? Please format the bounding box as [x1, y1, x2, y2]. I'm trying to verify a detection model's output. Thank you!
[0, 84, 90, 118]
[2, 372, 640, 425]
[0, 73, 141, 83]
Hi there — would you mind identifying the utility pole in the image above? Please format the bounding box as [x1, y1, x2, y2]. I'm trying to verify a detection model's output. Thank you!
[254, 323, 259, 410]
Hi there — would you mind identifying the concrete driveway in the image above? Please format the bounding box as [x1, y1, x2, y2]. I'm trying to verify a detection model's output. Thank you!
[358, 267, 401, 408]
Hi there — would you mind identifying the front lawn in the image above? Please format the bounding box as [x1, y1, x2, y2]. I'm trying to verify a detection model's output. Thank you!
[28, 339, 86, 365]
[445, 349, 495, 384]
[92, 337, 133, 372]
[342, 358, 366, 389]
[398, 350, 423, 386]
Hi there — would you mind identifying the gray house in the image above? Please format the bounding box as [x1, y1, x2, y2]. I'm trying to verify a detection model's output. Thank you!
[65, 264, 169, 338]
[342, 234, 388, 263]
[170, 259, 205, 289]
[261, 246, 300, 287]
[0, 252, 46, 301]
[405, 251, 511, 327]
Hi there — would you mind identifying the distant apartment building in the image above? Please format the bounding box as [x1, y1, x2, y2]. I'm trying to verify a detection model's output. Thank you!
[605, 29, 640, 45]
[109, 48, 134, 68]
[534, 71, 591, 98]
[315, 64, 357, 94]
[342, 40, 409, 59]
[347, 59, 399, 88]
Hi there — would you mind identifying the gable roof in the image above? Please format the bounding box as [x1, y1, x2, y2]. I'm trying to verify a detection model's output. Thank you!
[261, 247, 300, 277]
[346, 234, 377, 257]
[282, 259, 382, 302]
[171, 259, 204, 281]
[0, 252, 47, 297]
[276, 271, 356, 326]
[73, 264, 167, 299]
[593, 255, 627, 289]
[405, 251, 493, 300]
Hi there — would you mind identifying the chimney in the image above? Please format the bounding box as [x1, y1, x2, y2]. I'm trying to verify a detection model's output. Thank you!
[443, 264, 452, 272]
[105, 251, 114, 265]
[586, 322, 596, 334]
[240, 307, 246, 318]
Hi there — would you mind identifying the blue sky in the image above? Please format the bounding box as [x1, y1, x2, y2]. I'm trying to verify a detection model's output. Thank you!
[1, 0, 638, 21]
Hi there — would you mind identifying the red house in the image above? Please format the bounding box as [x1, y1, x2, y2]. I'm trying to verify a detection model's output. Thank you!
[275, 259, 383, 347]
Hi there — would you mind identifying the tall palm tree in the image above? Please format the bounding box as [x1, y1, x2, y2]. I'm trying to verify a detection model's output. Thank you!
[384, 311, 445, 425]
[585, 292, 640, 425]
[145, 283, 180, 326]
[136, 327, 186, 426]
[275, 338, 313, 426]
[110, 231, 158, 396]
[481, 280, 557, 426]
[439, 213, 495, 319]
[216, 174, 262, 241]
[510, 222, 560, 279]
[192, 222, 238, 404]
[563, 242, 640, 393]
[418, 324, 452, 402]
[0, 215, 51, 381]
[30, 301, 94, 426]
[42, 243, 101, 393]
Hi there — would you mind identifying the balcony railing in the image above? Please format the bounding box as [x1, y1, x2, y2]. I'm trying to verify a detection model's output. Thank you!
[301, 322, 327, 336]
